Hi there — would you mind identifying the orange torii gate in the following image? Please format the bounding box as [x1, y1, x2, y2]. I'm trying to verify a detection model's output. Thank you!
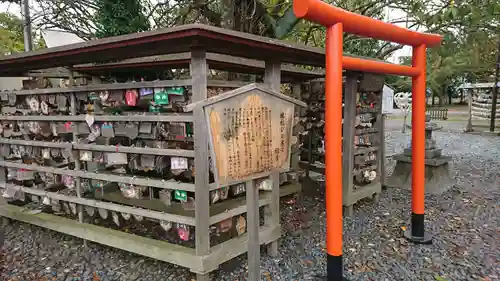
[293, 0, 443, 280]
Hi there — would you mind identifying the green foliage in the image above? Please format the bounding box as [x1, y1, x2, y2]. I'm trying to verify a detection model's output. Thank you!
[95, 0, 150, 38]
[23, 0, 499, 92]
[35, 0, 497, 60]
[386, 0, 499, 103]
[0, 12, 24, 55]
[273, 7, 301, 39]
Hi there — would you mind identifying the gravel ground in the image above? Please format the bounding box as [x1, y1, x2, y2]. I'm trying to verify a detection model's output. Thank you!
[2, 120, 499, 281]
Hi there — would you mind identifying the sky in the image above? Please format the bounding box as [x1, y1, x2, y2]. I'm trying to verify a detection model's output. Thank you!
[384, 7, 413, 63]
[1, 2, 20, 15]
[1, 1, 412, 62]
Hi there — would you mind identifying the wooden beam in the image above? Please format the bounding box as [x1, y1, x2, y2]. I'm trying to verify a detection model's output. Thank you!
[246, 179, 260, 281]
[291, 83, 302, 172]
[263, 59, 281, 257]
[6, 79, 192, 95]
[201, 225, 280, 273]
[0, 113, 194, 122]
[68, 69, 85, 246]
[207, 80, 250, 88]
[0, 138, 194, 157]
[73, 144, 195, 157]
[342, 73, 357, 216]
[0, 138, 71, 149]
[0, 160, 195, 192]
[73, 52, 324, 82]
[0, 183, 196, 225]
[191, 49, 211, 266]
[380, 114, 386, 187]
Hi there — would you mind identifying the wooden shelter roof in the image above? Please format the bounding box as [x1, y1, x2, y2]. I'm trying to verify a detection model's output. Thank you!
[0, 24, 330, 77]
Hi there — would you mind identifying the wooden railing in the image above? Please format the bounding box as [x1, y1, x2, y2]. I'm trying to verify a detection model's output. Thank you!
[427, 107, 448, 120]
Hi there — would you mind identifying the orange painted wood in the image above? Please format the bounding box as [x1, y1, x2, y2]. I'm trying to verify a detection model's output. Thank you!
[325, 23, 344, 257]
[294, 0, 442, 47]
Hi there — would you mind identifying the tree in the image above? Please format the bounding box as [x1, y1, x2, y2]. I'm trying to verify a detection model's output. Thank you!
[27, 0, 499, 65]
[29, 0, 441, 58]
[0, 12, 24, 55]
[95, 0, 150, 38]
[386, 0, 499, 104]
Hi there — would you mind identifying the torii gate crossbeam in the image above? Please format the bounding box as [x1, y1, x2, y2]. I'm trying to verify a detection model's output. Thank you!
[293, 0, 443, 280]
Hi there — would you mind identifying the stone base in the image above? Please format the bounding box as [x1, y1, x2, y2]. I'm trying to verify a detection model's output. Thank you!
[386, 154, 453, 195]
[392, 154, 451, 167]
[403, 229, 433, 244]
[482, 131, 500, 136]
[404, 148, 442, 159]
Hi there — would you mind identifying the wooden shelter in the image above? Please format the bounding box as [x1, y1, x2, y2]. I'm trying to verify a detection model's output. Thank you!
[0, 24, 330, 281]
[459, 82, 500, 133]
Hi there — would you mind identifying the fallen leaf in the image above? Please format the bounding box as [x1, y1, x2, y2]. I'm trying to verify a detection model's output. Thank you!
[301, 259, 314, 266]
[435, 276, 449, 281]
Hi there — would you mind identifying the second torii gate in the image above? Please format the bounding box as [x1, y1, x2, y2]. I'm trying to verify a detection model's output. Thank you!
[293, 0, 443, 280]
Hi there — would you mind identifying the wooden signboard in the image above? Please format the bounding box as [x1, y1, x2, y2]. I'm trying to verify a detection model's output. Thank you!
[185, 83, 306, 187]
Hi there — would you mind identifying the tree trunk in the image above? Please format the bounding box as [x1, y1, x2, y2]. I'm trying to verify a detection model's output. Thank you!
[466, 89, 473, 132]
[234, 0, 243, 31]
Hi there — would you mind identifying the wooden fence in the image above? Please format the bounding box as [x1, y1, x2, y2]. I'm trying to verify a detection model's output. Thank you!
[427, 107, 448, 120]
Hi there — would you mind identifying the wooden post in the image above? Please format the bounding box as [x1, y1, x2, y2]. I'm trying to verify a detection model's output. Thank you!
[291, 83, 301, 173]
[191, 49, 210, 281]
[246, 179, 260, 281]
[264, 59, 281, 257]
[342, 73, 357, 216]
[306, 129, 313, 178]
[375, 85, 384, 199]
[68, 68, 85, 246]
[379, 113, 386, 189]
[91, 76, 102, 84]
